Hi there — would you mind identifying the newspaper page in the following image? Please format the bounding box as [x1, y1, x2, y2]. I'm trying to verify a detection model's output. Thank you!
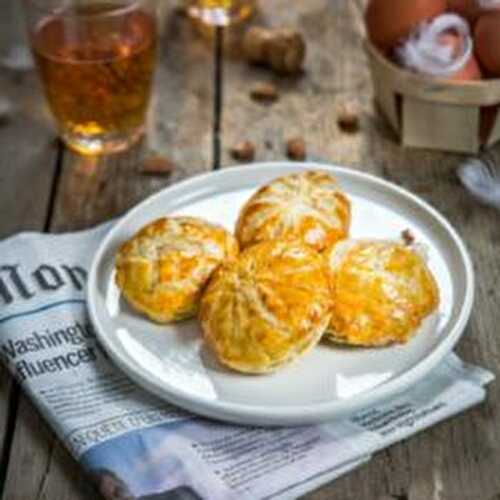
[0, 225, 493, 500]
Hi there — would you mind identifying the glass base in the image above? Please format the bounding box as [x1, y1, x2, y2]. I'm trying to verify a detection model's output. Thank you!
[61, 126, 144, 156]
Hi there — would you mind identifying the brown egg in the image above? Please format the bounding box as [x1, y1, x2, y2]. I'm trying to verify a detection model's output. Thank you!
[450, 53, 483, 79]
[448, 0, 500, 23]
[439, 32, 482, 80]
[366, 0, 447, 51]
[475, 12, 500, 75]
[447, 0, 482, 22]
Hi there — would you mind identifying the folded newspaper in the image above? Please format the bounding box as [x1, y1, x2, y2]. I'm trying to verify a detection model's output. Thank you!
[0, 224, 494, 500]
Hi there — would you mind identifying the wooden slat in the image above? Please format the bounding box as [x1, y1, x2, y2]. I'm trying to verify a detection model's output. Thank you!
[2, 5, 215, 500]
[0, 0, 59, 496]
[0, 18, 58, 238]
[220, 1, 500, 499]
[220, 0, 378, 170]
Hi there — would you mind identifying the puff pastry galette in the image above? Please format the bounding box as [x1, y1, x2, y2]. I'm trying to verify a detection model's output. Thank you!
[325, 239, 439, 346]
[235, 170, 351, 252]
[115, 217, 238, 323]
[199, 240, 333, 374]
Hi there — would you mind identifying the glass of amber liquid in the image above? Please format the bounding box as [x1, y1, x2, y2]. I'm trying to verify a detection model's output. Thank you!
[186, 0, 255, 27]
[23, 0, 157, 155]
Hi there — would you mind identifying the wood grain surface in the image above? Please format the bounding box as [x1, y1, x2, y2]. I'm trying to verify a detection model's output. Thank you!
[0, 5, 60, 495]
[0, 1, 499, 499]
[1, 5, 214, 500]
[220, 1, 500, 500]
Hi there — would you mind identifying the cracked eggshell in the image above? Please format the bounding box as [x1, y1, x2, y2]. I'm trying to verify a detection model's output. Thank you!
[439, 32, 482, 80]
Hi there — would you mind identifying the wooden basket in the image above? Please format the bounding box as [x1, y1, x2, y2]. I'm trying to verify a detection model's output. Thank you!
[365, 40, 500, 153]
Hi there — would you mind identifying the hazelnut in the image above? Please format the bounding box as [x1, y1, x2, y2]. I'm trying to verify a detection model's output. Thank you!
[337, 101, 360, 133]
[286, 137, 306, 161]
[230, 141, 255, 162]
[250, 82, 279, 103]
[141, 155, 175, 176]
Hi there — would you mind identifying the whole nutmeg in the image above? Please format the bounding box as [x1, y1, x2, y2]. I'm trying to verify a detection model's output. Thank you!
[268, 29, 306, 74]
[243, 26, 306, 74]
[243, 27, 274, 64]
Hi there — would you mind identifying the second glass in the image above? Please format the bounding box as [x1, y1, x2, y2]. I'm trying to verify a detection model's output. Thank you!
[186, 0, 255, 27]
[24, 0, 157, 155]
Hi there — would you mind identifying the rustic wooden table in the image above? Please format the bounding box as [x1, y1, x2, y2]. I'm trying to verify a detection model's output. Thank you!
[0, 1, 499, 499]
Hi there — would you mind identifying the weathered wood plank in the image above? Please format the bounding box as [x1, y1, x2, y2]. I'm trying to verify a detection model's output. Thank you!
[0, 8, 58, 237]
[220, 1, 500, 499]
[2, 5, 215, 500]
[0, 0, 59, 496]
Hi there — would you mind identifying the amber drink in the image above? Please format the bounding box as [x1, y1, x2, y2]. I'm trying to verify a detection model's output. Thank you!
[26, 1, 157, 155]
[186, 0, 255, 26]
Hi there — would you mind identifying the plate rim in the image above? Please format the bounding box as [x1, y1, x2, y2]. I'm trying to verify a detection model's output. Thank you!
[87, 161, 475, 425]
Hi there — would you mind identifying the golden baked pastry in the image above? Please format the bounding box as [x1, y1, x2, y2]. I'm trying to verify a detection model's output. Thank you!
[325, 239, 440, 347]
[115, 217, 238, 323]
[235, 170, 351, 252]
[199, 240, 333, 374]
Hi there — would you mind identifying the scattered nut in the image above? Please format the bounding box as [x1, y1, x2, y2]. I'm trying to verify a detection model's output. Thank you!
[141, 155, 176, 176]
[230, 141, 255, 162]
[250, 82, 279, 103]
[337, 101, 360, 133]
[243, 27, 274, 64]
[401, 229, 415, 246]
[286, 137, 306, 161]
[268, 29, 306, 74]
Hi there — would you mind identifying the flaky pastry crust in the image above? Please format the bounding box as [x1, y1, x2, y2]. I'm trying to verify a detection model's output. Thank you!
[325, 239, 439, 346]
[116, 217, 238, 323]
[199, 240, 333, 374]
[235, 171, 351, 252]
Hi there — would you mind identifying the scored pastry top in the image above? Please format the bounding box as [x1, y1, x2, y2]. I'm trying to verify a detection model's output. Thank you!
[115, 216, 239, 323]
[235, 170, 351, 252]
[325, 239, 440, 347]
[199, 239, 333, 374]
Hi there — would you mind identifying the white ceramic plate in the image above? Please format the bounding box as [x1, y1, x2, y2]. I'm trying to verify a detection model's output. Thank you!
[87, 163, 474, 426]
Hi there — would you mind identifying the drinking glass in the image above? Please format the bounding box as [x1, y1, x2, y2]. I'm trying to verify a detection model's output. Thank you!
[186, 0, 255, 27]
[23, 0, 157, 155]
